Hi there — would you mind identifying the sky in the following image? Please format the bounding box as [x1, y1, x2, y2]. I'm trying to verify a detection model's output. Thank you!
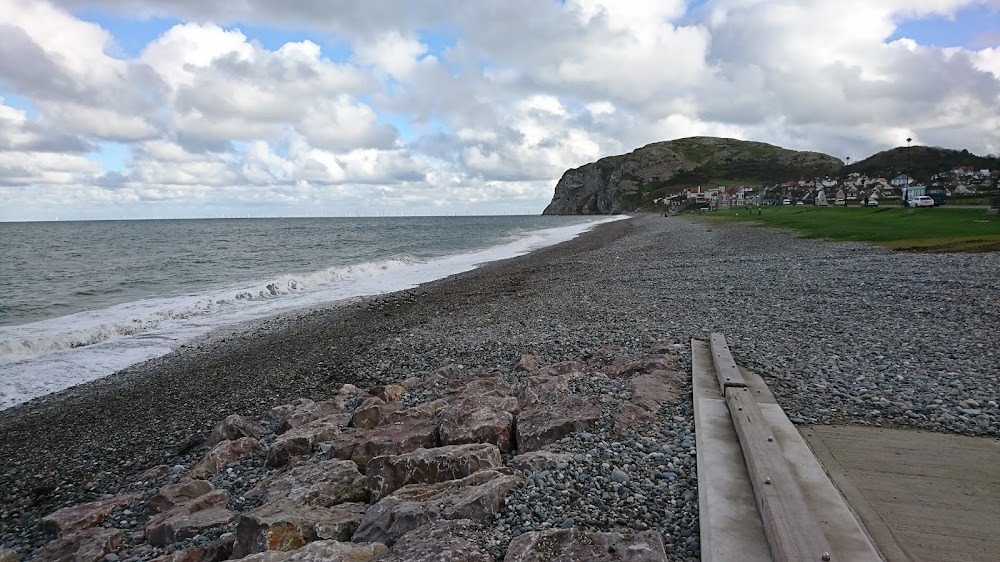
[1, 0, 999, 221]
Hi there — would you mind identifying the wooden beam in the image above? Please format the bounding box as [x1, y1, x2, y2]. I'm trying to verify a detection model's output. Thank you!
[709, 332, 747, 389]
[725, 385, 835, 562]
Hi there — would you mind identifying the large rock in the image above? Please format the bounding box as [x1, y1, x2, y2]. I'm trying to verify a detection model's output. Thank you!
[509, 451, 574, 473]
[206, 414, 264, 447]
[503, 528, 670, 561]
[384, 399, 450, 424]
[187, 437, 262, 479]
[613, 371, 685, 431]
[266, 414, 343, 468]
[32, 527, 123, 562]
[231, 500, 366, 558]
[256, 458, 368, 506]
[39, 493, 139, 536]
[516, 395, 601, 453]
[146, 478, 214, 515]
[367, 385, 405, 403]
[352, 469, 520, 546]
[438, 392, 518, 452]
[325, 418, 438, 472]
[231, 540, 386, 562]
[512, 354, 542, 372]
[604, 356, 676, 379]
[366, 443, 503, 502]
[374, 519, 494, 562]
[0, 548, 17, 562]
[145, 490, 235, 546]
[516, 373, 580, 410]
[351, 397, 401, 430]
[273, 399, 348, 435]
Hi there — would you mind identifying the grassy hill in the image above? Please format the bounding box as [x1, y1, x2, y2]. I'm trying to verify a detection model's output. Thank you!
[848, 146, 999, 182]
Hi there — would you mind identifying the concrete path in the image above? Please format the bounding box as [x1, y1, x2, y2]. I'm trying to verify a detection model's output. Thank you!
[803, 426, 1000, 562]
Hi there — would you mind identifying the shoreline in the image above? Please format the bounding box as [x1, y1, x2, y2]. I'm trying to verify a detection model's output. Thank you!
[2, 214, 998, 559]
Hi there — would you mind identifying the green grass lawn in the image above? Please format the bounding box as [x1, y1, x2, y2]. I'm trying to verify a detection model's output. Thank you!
[708, 205, 1000, 252]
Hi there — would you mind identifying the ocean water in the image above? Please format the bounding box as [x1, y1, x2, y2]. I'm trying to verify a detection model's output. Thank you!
[0, 215, 622, 410]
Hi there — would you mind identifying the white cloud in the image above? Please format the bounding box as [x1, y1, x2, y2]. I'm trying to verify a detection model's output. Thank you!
[2, 0, 999, 219]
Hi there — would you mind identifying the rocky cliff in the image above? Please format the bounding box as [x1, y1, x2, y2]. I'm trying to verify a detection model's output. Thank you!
[543, 136, 843, 214]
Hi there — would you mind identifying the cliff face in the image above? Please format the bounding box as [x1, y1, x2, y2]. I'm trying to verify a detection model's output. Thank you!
[543, 136, 844, 215]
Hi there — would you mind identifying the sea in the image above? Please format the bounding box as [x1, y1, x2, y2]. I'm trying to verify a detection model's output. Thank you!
[0, 215, 623, 411]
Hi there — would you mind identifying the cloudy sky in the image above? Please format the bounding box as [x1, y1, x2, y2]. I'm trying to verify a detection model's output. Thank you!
[2, 0, 999, 220]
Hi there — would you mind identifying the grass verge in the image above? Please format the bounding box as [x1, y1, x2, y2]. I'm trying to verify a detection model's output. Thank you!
[707, 206, 1000, 252]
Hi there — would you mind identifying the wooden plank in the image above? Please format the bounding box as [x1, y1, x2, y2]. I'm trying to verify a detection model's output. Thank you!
[725, 386, 835, 562]
[709, 332, 747, 389]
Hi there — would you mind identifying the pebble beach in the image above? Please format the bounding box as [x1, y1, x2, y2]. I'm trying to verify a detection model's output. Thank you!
[1, 214, 998, 560]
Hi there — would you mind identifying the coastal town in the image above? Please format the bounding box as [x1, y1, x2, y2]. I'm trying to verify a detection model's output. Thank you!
[676, 164, 998, 209]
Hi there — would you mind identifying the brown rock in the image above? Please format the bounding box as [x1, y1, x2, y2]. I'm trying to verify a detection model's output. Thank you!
[512, 354, 542, 372]
[515, 395, 601, 453]
[438, 394, 518, 452]
[32, 527, 122, 562]
[384, 399, 449, 424]
[39, 493, 139, 537]
[206, 414, 264, 447]
[612, 372, 685, 431]
[149, 550, 204, 562]
[503, 528, 669, 561]
[266, 415, 343, 468]
[231, 500, 366, 558]
[274, 399, 346, 434]
[135, 464, 172, 482]
[516, 373, 579, 410]
[399, 376, 421, 390]
[434, 364, 464, 379]
[368, 385, 405, 403]
[256, 458, 368, 506]
[366, 443, 503, 502]
[0, 548, 19, 562]
[325, 418, 438, 472]
[230, 540, 386, 562]
[532, 360, 583, 377]
[370, 519, 494, 561]
[604, 356, 676, 379]
[187, 437, 262, 479]
[351, 397, 401, 430]
[508, 451, 574, 473]
[353, 471, 519, 547]
[146, 478, 214, 515]
[145, 490, 234, 546]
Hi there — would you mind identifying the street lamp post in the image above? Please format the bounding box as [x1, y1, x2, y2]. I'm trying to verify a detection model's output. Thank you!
[845, 156, 850, 207]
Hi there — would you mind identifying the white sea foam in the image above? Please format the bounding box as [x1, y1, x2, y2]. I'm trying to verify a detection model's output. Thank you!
[0, 216, 625, 410]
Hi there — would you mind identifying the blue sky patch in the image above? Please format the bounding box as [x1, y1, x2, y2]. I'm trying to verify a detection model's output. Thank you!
[891, 4, 1000, 48]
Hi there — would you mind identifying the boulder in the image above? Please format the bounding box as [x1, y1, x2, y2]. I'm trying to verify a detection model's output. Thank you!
[516, 396, 601, 453]
[135, 464, 172, 482]
[604, 356, 676, 379]
[384, 399, 449, 424]
[273, 399, 347, 435]
[612, 372, 684, 431]
[353, 470, 519, 546]
[503, 528, 670, 561]
[256, 458, 368, 506]
[351, 397, 401, 430]
[368, 385, 405, 403]
[399, 376, 421, 390]
[438, 393, 517, 452]
[39, 493, 139, 536]
[512, 354, 542, 373]
[206, 414, 264, 447]
[187, 437, 262, 479]
[374, 519, 494, 562]
[32, 527, 122, 562]
[231, 500, 366, 558]
[434, 364, 464, 379]
[266, 414, 343, 468]
[531, 361, 583, 377]
[230, 540, 386, 562]
[145, 490, 235, 546]
[0, 548, 19, 562]
[508, 451, 574, 473]
[366, 443, 503, 502]
[516, 373, 579, 410]
[146, 478, 214, 515]
[325, 418, 438, 472]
